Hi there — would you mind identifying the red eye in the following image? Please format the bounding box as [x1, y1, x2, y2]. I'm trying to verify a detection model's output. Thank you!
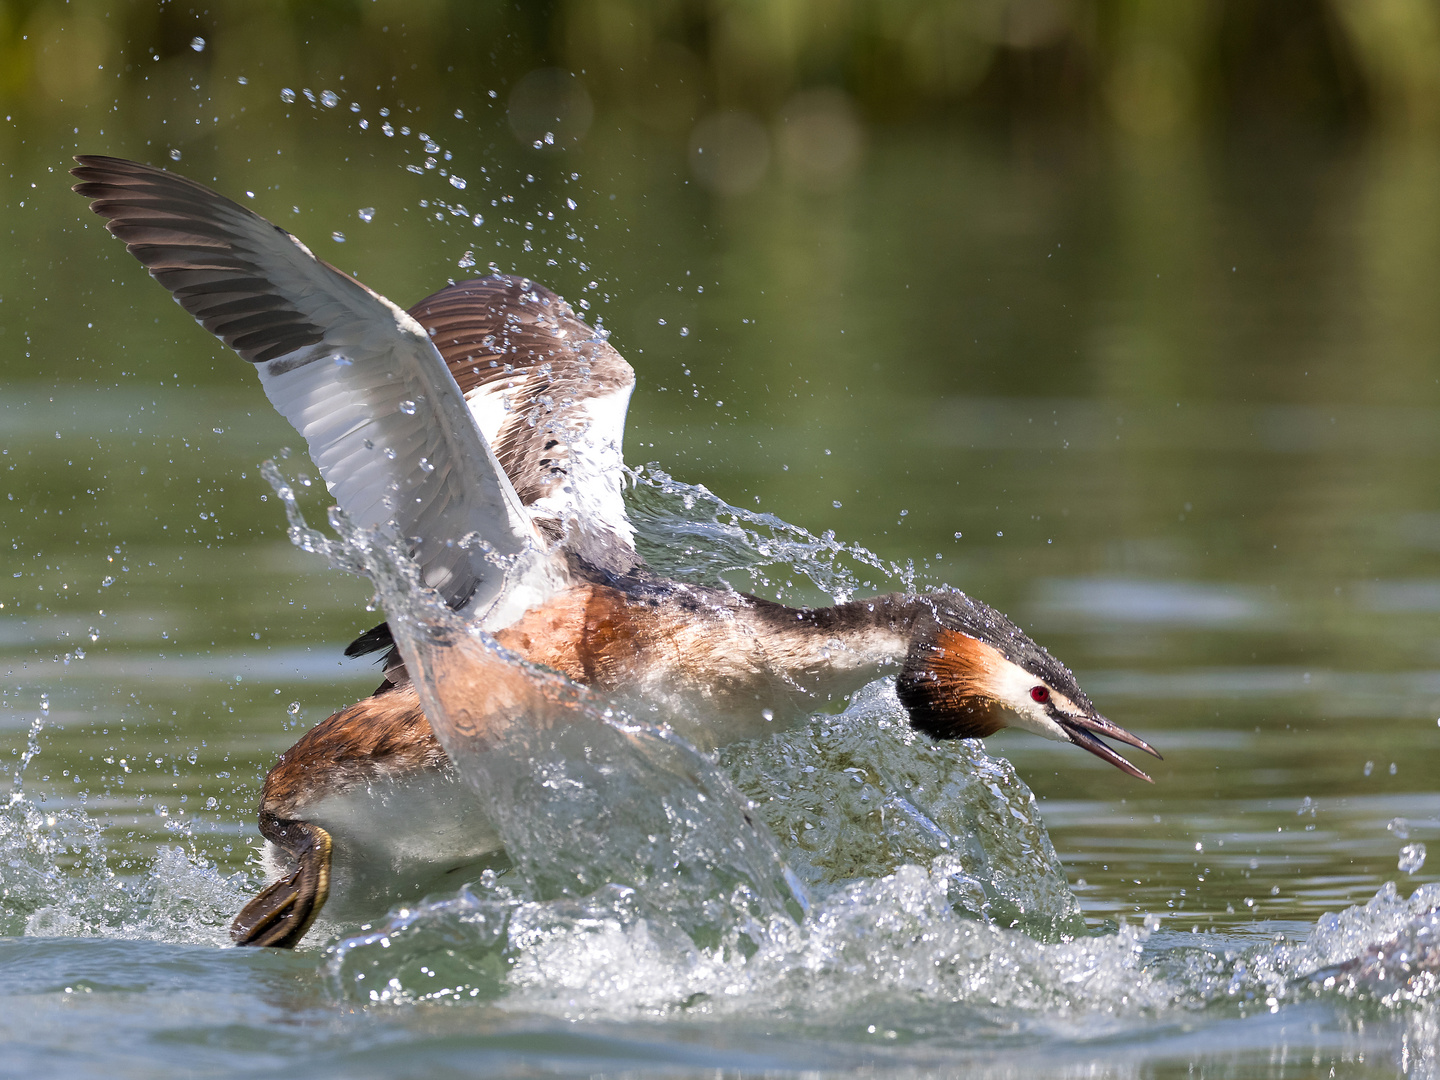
[1030, 686, 1050, 704]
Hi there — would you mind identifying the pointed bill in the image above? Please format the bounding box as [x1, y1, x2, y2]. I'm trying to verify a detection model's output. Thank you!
[1057, 713, 1161, 782]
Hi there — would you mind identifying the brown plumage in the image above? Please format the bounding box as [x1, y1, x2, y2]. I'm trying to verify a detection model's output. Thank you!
[258, 683, 440, 820]
[259, 582, 926, 818]
[896, 629, 1011, 741]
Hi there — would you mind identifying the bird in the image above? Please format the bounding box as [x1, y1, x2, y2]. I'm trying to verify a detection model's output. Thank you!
[72, 155, 1160, 949]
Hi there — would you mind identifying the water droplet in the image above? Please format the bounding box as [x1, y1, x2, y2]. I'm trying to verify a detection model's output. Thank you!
[358, 207, 375, 223]
[382, 122, 394, 137]
[1400, 842, 1427, 874]
[458, 250, 476, 269]
[331, 231, 346, 243]
[449, 175, 467, 190]
[471, 213, 484, 227]
[101, 576, 114, 588]
[566, 198, 577, 211]
[761, 708, 774, 722]
[383, 447, 397, 460]
[454, 108, 465, 119]
[1364, 760, 1374, 776]
[398, 400, 417, 415]
[1389, 817, 1411, 839]
[190, 36, 206, 52]
[280, 88, 296, 104]
[287, 701, 301, 716]
[88, 628, 99, 642]
[169, 149, 182, 161]
[418, 457, 436, 474]
[833, 501, 842, 509]
[680, 327, 690, 337]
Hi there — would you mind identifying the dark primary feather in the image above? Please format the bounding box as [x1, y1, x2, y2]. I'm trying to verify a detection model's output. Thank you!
[72, 155, 345, 364]
[345, 623, 395, 659]
[73, 156, 546, 616]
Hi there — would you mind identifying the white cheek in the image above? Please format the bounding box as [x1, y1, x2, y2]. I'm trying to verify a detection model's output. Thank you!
[991, 664, 1070, 743]
[1008, 701, 1071, 743]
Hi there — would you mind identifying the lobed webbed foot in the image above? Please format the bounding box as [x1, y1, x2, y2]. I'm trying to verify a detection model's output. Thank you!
[230, 814, 333, 949]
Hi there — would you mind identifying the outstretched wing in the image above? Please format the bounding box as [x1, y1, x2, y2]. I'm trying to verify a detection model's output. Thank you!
[72, 155, 550, 621]
[408, 277, 639, 573]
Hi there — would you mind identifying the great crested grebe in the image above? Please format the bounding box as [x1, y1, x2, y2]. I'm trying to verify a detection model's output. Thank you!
[73, 155, 1160, 949]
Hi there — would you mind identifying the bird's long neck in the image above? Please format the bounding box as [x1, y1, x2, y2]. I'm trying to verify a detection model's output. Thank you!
[492, 582, 934, 742]
[741, 590, 930, 695]
[447, 575, 988, 749]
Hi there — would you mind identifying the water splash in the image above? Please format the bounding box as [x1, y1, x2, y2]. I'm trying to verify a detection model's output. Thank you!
[724, 679, 1084, 941]
[626, 464, 917, 602]
[327, 856, 1162, 1016]
[323, 687, 1099, 1013]
[263, 459, 808, 955]
[1303, 883, 1440, 1004]
[2, 726, 250, 945]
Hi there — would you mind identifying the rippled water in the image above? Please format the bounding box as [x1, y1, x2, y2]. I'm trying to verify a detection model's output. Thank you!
[2, 78, 1440, 1077]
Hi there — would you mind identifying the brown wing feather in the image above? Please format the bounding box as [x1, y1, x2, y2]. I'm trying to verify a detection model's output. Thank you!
[407, 276, 635, 510]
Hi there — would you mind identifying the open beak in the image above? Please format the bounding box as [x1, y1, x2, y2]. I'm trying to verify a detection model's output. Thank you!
[1056, 713, 1161, 782]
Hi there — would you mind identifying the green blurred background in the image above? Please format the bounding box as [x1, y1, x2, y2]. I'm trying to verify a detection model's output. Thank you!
[3, 0, 1438, 134]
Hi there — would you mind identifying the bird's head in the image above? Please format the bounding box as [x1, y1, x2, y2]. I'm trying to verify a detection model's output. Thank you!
[895, 590, 1159, 781]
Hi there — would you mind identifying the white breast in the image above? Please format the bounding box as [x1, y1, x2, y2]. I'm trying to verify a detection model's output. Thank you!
[264, 768, 504, 924]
